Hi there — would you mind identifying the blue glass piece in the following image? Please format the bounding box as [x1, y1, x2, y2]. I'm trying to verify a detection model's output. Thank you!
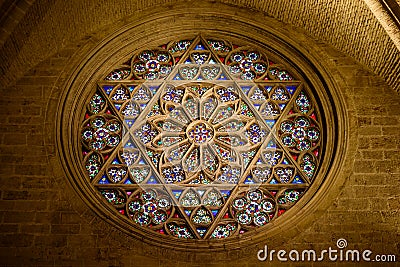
[265, 86, 273, 92]
[99, 175, 110, 184]
[253, 104, 261, 110]
[241, 86, 252, 95]
[217, 73, 227, 80]
[124, 178, 133, 184]
[139, 103, 147, 110]
[278, 104, 286, 110]
[184, 210, 192, 216]
[124, 139, 137, 148]
[286, 85, 297, 95]
[220, 190, 231, 199]
[197, 227, 207, 237]
[292, 175, 304, 184]
[127, 85, 136, 92]
[197, 190, 205, 197]
[185, 58, 192, 64]
[146, 175, 158, 184]
[172, 190, 183, 199]
[112, 157, 121, 164]
[282, 158, 290, 165]
[148, 86, 159, 95]
[138, 158, 146, 165]
[267, 140, 276, 148]
[125, 119, 135, 128]
[244, 175, 255, 184]
[195, 44, 205, 50]
[114, 104, 121, 110]
[269, 178, 278, 184]
[265, 119, 276, 128]
[102, 85, 114, 95]
[211, 210, 219, 217]
[173, 73, 182, 80]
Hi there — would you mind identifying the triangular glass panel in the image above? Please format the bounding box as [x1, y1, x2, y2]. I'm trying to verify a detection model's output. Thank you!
[253, 104, 261, 110]
[138, 158, 146, 165]
[112, 157, 121, 164]
[146, 175, 158, 184]
[286, 85, 297, 95]
[102, 85, 114, 95]
[264, 86, 273, 92]
[197, 227, 207, 237]
[98, 175, 110, 184]
[244, 175, 255, 184]
[124, 177, 134, 184]
[184, 209, 192, 216]
[240, 86, 252, 95]
[265, 119, 276, 128]
[197, 190, 205, 197]
[194, 44, 206, 50]
[139, 103, 147, 110]
[217, 73, 227, 80]
[127, 85, 136, 93]
[172, 190, 183, 199]
[125, 119, 135, 128]
[148, 85, 160, 95]
[124, 139, 137, 148]
[220, 190, 231, 199]
[211, 210, 219, 217]
[114, 104, 121, 110]
[173, 73, 182, 80]
[282, 157, 290, 165]
[292, 175, 305, 184]
[269, 178, 278, 184]
[278, 104, 286, 110]
[266, 139, 277, 148]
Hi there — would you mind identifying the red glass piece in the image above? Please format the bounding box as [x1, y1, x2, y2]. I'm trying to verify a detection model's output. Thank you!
[277, 209, 286, 217]
[269, 60, 275, 65]
[291, 153, 298, 161]
[311, 113, 317, 120]
[104, 154, 109, 160]
[288, 109, 294, 114]
[158, 229, 165, 234]
[175, 57, 180, 63]
[106, 109, 112, 114]
[270, 191, 277, 196]
[85, 113, 90, 119]
[219, 57, 225, 63]
[224, 212, 229, 219]
[313, 149, 319, 157]
[233, 44, 239, 49]
[119, 209, 125, 215]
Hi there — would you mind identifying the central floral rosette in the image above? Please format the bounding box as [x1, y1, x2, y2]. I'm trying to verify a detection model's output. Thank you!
[187, 121, 214, 144]
[134, 82, 268, 185]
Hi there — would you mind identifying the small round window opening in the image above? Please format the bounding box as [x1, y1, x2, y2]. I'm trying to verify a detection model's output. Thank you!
[80, 35, 324, 240]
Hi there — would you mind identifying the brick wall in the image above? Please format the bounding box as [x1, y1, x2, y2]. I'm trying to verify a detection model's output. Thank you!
[0, 3, 399, 267]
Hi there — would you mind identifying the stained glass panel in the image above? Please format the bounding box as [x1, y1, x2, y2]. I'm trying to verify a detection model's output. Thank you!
[81, 35, 323, 240]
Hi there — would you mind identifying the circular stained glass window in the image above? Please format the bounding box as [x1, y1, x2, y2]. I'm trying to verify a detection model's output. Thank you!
[80, 35, 324, 240]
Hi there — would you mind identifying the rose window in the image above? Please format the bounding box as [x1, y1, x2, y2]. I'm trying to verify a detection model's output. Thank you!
[80, 35, 323, 240]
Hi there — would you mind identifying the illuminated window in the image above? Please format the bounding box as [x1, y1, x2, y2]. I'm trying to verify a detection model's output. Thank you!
[80, 35, 323, 240]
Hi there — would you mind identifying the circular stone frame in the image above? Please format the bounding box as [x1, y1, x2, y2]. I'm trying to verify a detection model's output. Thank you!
[56, 5, 348, 251]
